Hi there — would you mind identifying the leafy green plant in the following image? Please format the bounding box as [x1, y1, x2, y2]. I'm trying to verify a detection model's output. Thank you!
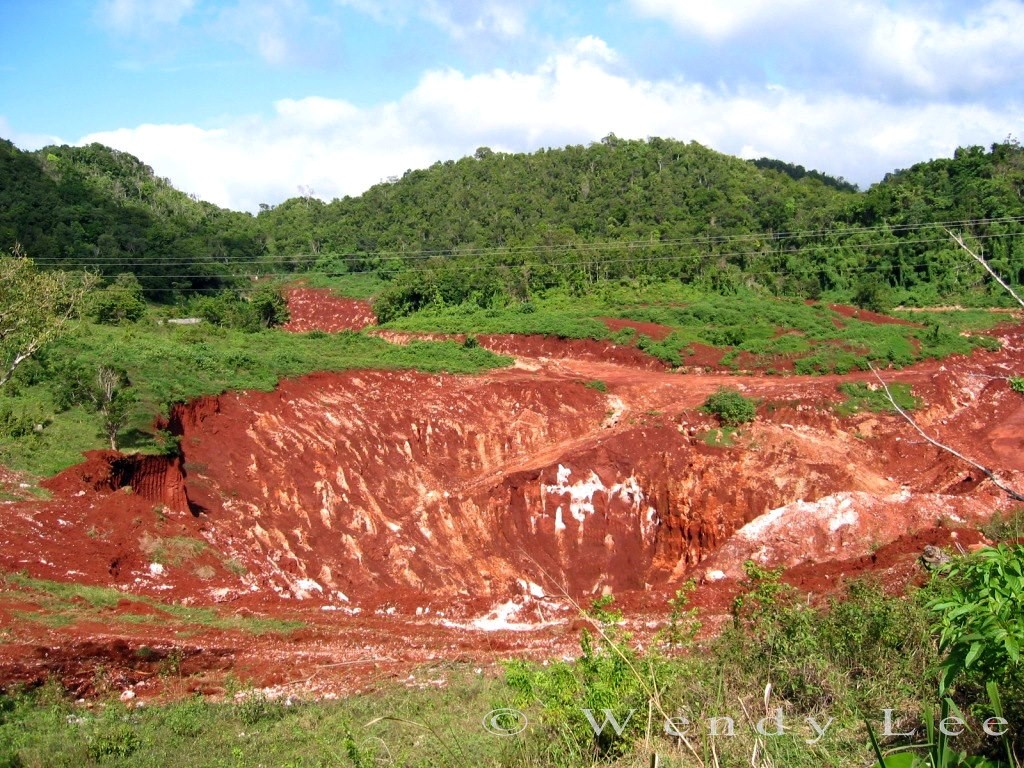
[700, 387, 757, 426]
[1010, 377, 1024, 394]
[866, 695, 1004, 767]
[583, 379, 607, 393]
[504, 594, 665, 761]
[929, 545, 1024, 693]
[657, 581, 702, 650]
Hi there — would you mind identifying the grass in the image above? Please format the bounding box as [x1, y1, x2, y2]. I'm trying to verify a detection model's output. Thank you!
[700, 426, 740, 447]
[138, 534, 208, 567]
[0, 572, 302, 636]
[0, 574, 957, 768]
[298, 271, 390, 299]
[383, 283, 1002, 371]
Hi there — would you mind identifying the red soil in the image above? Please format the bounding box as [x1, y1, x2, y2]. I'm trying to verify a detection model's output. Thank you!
[829, 303, 921, 326]
[282, 287, 376, 333]
[2, 307, 1024, 701]
[600, 317, 674, 340]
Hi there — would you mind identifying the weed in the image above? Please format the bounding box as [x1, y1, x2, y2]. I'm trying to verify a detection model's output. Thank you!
[835, 381, 920, 415]
[583, 379, 607, 393]
[235, 692, 286, 726]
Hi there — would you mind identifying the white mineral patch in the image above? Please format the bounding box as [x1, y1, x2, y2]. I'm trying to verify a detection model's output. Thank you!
[543, 466, 652, 529]
[148, 562, 165, 576]
[292, 578, 324, 599]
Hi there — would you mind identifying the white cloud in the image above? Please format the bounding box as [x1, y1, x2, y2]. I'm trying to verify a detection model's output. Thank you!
[96, 0, 197, 35]
[77, 36, 1022, 212]
[0, 116, 62, 151]
[211, 0, 344, 67]
[628, 0, 1024, 99]
[629, 0, 818, 40]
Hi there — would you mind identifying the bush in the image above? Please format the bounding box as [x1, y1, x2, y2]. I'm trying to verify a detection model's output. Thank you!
[1011, 376, 1024, 393]
[700, 387, 757, 425]
[928, 544, 1024, 692]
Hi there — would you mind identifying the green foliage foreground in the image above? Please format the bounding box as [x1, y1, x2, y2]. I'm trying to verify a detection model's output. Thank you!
[3, 547, 1022, 767]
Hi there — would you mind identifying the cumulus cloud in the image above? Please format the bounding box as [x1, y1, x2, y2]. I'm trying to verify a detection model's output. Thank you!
[78, 36, 1022, 212]
[628, 0, 1024, 100]
[0, 116, 62, 151]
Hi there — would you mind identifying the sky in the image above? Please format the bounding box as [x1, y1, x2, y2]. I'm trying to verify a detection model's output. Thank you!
[1, 0, 1022, 213]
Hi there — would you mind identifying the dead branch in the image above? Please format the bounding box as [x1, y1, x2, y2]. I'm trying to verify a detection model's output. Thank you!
[946, 229, 1024, 310]
[869, 364, 1024, 502]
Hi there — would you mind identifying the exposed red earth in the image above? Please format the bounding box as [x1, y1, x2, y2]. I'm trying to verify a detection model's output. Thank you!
[2, 294, 1023, 702]
[282, 287, 377, 333]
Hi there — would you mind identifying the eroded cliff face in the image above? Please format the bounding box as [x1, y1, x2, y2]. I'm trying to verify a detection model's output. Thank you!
[163, 365, 933, 609]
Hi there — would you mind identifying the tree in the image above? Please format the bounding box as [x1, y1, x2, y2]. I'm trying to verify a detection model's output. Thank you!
[88, 273, 146, 324]
[94, 366, 136, 451]
[0, 246, 97, 389]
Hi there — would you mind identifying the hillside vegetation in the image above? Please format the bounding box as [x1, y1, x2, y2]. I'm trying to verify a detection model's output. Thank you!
[2, 136, 1022, 310]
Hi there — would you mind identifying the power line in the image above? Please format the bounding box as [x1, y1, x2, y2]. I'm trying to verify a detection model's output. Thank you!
[124, 255, 998, 293]
[24, 215, 1024, 268]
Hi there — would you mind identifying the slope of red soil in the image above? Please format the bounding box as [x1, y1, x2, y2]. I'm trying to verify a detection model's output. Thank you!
[829, 303, 920, 326]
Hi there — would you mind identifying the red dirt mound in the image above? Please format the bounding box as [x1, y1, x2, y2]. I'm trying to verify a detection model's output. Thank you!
[2, 322, 1022, 698]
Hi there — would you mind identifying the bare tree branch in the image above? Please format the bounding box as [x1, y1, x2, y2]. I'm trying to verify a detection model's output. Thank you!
[946, 228, 1024, 309]
[869, 364, 1024, 502]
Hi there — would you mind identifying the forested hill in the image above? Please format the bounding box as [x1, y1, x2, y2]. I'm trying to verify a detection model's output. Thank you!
[255, 137, 858, 268]
[1, 135, 1022, 307]
[0, 139, 263, 297]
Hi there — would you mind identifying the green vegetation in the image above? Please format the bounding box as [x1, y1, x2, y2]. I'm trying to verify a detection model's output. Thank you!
[929, 545, 1024, 693]
[2, 547, 1024, 766]
[4, 137, 1023, 310]
[835, 381, 921, 416]
[1011, 377, 1024, 394]
[1, 572, 302, 635]
[700, 387, 757, 426]
[0, 312, 511, 475]
[980, 509, 1024, 543]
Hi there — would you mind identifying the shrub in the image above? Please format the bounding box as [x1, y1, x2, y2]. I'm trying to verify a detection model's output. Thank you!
[1010, 376, 1024, 393]
[928, 544, 1024, 692]
[700, 387, 757, 425]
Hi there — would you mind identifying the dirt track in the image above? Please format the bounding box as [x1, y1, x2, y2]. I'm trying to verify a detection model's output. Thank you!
[1, 288, 1022, 700]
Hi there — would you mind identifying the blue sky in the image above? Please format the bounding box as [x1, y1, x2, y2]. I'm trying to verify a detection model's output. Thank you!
[2, 0, 1022, 212]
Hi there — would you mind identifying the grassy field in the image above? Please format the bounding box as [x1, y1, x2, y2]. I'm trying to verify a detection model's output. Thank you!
[383, 283, 1004, 370]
